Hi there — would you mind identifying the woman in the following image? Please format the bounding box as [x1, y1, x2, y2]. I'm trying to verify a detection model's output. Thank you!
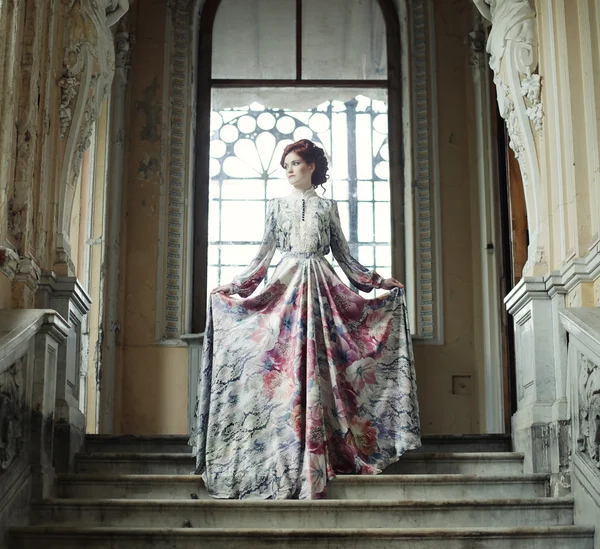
[189, 139, 421, 499]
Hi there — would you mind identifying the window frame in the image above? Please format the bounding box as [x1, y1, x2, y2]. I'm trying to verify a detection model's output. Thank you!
[192, 0, 404, 332]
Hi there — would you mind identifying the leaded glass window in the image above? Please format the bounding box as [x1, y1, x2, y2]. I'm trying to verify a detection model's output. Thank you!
[212, 0, 387, 81]
[208, 88, 392, 297]
[193, 0, 408, 332]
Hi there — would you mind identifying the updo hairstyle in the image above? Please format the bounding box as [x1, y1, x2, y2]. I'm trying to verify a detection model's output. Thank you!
[280, 139, 330, 189]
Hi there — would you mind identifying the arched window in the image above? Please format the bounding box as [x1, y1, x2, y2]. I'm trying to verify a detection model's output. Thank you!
[192, 0, 404, 331]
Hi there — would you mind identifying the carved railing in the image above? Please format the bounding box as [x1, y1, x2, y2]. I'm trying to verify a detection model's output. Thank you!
[560, 308, 600, 508]
[0, 309, 69, 536]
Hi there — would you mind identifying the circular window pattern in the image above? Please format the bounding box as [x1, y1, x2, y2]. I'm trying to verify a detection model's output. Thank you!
[276, 116, 295, 135]
[374, 161, 389, 180]
[373, 114, 388, 135]
[220, 124, 239, 143]
[210, 140, 227, 159]
[257, 112, 276, 130]
[294, 126, 313, 142]
[309, 113, 330, 133]
[379, 143, 389, 162]
[223, 156, 250, 178]
[210, 112, 223, 132]
[237, 115, 257, 134]
[209, 158, 221, 177]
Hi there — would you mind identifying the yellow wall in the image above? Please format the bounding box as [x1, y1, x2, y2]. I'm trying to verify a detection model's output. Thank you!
[537, 0, 600, 272]
[116, 0, 189, 434]
[86, 99, 111, 434]
[120, 346, 189, 434]
[413, 0, 483, 434]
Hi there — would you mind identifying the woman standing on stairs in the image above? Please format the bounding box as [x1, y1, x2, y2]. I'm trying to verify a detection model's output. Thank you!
[189, 138, 421, 499]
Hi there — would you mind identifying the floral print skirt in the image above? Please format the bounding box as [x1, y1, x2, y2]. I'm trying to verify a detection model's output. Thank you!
[189, 253, 421, 499]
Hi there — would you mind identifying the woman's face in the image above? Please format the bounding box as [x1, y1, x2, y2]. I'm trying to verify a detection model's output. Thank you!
[283, 152, 314, 190]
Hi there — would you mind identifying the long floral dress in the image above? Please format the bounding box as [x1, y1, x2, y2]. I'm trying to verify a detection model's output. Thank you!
[189, 187, 421, 499]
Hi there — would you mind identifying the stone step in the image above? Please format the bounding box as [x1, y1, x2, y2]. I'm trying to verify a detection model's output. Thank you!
[57, 473, 549, 501]
[74, 452, 524, 476]
[85, 435, 193, 454]
[84, 434, 512, 454]
[10, 526, 595, 549]
[31, 498, 574, 529]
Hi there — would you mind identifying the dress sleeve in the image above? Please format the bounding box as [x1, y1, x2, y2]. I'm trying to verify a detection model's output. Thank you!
[329, 200, 384, 293]
[230, 199, 278, 297]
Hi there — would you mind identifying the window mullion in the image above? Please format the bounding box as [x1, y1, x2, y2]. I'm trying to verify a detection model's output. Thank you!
[346, 99, 358, 259]
[296, 0, 302, 80]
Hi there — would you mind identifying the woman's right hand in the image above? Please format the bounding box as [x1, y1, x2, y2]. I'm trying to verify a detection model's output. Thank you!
[211, 283, 234, 295]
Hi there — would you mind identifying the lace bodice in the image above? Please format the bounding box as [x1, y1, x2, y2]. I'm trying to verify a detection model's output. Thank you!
[230, 188, 384, 297]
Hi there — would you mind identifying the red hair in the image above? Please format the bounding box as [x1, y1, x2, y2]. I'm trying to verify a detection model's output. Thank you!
[280, 139, 329, 187]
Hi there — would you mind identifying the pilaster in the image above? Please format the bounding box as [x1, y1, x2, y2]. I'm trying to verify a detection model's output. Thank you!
[36, 271, 91, 473]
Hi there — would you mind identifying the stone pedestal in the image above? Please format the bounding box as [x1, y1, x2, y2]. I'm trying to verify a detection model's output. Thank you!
[0, 309, 68, 540]
[29, 312, 70, 498]
[505, 277, 570, 494]
[36, 272, 91, 473]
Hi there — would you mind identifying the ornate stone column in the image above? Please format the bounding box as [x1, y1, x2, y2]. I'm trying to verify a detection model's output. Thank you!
[473, 0, 545, 276]
[473, 0, 570, 492]
[55, 0, 129, 275]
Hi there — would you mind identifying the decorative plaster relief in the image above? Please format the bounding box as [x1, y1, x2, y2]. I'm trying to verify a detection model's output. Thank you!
[115, 28, 133, 73]
[158, 0, 194, 339]
[473, 0, 545, 274]
[0, 246, 20, 281]
[577, 352, 600, 469]
[57, 0, 129, 264]
[0, 360, 25, 472]
[410, 0, 436, 339]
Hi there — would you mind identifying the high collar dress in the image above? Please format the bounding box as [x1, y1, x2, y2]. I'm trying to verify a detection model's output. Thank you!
[189, 187, 421, 499]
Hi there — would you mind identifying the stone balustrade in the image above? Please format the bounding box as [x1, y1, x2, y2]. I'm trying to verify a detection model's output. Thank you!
[0, 309, 69, 542]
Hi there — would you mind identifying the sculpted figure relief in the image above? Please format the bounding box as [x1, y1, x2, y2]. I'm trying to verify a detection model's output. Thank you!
[0, 363, 24, 473]
[472, 0, 544, 272]
[104, 0, 130, 27]
[473, 0, 537, 74]
[578, 356, 600, 469]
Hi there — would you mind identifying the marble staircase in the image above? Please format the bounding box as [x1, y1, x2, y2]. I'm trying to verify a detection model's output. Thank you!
[9, 435, 596, 549]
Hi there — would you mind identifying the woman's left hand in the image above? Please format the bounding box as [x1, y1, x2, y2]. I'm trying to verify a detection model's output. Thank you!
[381, 277, 404, 290]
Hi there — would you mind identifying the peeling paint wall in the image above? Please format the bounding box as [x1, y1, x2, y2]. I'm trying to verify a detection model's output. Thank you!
[116, 0, 189, 434]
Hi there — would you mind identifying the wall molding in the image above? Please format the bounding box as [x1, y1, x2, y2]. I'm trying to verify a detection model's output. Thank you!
[156, 0, 194, 340]
[410, 0, 439, 341]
